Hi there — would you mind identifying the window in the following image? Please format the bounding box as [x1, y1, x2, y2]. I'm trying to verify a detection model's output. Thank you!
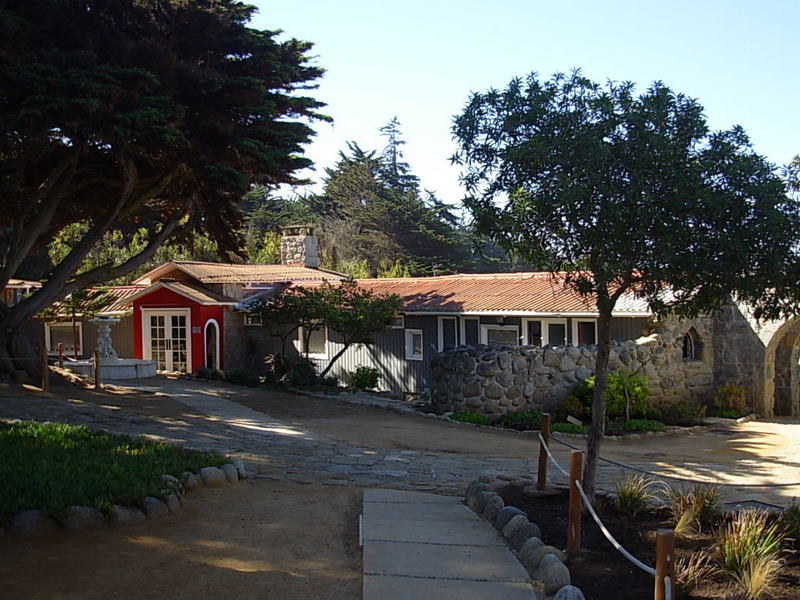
[405, 329, 423, 360]
[523, 318, 567, 346]
[574, 320, 597, 346]
[438, 317, 457, 351]
[461, 317, 479, 346]
[244, 312, 262, 326]
[45, 322, 81, 356]
[480, 324, 519, 346]
[523, 319, 542, 346]
[682, 328, 701, 361]
[390, 314, 405, 329]
[298, 325, 328, 359]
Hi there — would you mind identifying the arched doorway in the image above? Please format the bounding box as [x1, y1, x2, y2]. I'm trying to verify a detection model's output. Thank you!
[204, 319, 220, 371]
[763, 317, 800, 417]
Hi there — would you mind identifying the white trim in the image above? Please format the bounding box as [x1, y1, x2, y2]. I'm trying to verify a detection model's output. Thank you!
[390, 314, 405, 329]
[298, 325, 329, 360]
[401, 310, 652, 318]
[479, 324, 520, 345]
[541, 318, 568, 346]
[203, 318, 221, 370]
[141, 308, 192, 372]
[244, 312, 262, 326]
[437, 316, 457, 352]
[124, 281, 237, 306]
[522, 318, 542, 346]
[45, 321, 83, 356]
[572, 319, 598, 346]
[460, 316, 480, 345]
[405, 329, 424, 360]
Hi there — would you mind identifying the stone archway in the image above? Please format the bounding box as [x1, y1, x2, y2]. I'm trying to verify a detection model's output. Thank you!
[762, 317, 800, 417]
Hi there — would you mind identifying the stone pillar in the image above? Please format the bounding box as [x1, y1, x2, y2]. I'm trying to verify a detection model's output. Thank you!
[280, 225, 319, 268]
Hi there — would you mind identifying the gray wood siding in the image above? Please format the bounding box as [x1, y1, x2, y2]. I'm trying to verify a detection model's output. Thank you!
[78, 316, 134, 358]
[610, 317, 650, 342]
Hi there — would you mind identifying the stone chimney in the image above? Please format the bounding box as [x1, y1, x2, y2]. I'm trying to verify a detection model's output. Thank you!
[280, 225, 319, 268]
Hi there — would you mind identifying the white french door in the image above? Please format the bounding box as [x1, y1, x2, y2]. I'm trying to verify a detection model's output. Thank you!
[143, 310, 191, 372]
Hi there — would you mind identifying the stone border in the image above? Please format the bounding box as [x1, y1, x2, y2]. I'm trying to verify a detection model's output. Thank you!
[464, 474, 587, 600]
[1, 456, 248, 537]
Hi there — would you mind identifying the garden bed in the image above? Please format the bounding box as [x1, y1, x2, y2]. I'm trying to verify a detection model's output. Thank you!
[0, 420, 227, 525]
[499, 485, 800, 599]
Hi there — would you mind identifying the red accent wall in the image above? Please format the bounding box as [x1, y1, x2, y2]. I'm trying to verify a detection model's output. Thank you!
[132, 287, 224, 373]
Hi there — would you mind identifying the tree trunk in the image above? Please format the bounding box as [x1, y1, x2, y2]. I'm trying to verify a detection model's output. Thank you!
[583, 296, 613, 498]
[319, 342, 351, 378]
[0, 322, 39, 378]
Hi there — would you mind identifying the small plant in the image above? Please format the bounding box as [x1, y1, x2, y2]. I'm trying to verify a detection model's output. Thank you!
[551, 422, 587, 434]
[779, 500, 800, 548]
[450, 411, 491, 425]
[614, 473, 662, 516]
[713, 383, 748, 415]
[607, 419, 666, 434]
[564, 371, 649, 423]
[196, 366, 224, 380]
[708, 406, 743, 419]
[493, 410, 543, 431]
[349, 365, 380, 390]
[668, 484, 721, 534]
[557, 393, 590, 421]
[675, 552, 717, 598]
[660, 400, 707, 426]
[716, 510, 785, 599]
[223, 369, 260, 387]
[285, 358, 318, 386]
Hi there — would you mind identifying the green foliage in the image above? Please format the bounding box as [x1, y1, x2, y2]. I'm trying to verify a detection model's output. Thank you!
[779, 501, 800, 549]
[377, 259, 412, 278]
[350, 366, 380, 390]
[286, 358, 318, 387]
[223, 369, 260, 387]
[551, 422, 588, 434]
[614, 474, 663, 516]
[607, 419, 667, 434]
[675, 552, 717, 599]
[196, 367, 224, 381]
[661, 400, 707, 426]
[338, 259, 371, 279]
[564, 371, 649, 423]
[713, 384, 748, 415]
[668, 484, 721, 534]
[450, 411, 491, 426]
[716, 510, 785, 598]
[709, 406, 743, 419]
[493, 410, 543, 431]
[555, 393, 590, 421]
[0, 421, 225, 522]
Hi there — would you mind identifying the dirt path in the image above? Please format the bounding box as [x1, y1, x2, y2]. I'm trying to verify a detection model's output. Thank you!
[0, 480, 362, 600]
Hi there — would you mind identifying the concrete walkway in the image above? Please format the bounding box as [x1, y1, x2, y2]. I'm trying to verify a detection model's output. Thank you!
[362, 489, 536, 600]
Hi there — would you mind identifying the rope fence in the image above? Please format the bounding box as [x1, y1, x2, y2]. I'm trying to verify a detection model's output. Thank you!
[538, 433, 675, 600]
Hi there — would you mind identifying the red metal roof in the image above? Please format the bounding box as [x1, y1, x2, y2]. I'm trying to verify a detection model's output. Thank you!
[357, 272, 651, 315]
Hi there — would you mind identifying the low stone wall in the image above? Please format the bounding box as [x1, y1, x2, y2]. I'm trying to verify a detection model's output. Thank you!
[430, 316, 714, 417]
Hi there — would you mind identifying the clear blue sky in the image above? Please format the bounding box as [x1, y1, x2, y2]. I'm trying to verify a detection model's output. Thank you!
[252, 1, 799, 205]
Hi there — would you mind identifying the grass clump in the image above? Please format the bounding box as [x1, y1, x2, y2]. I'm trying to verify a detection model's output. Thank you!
[716, 510, 785, 599]
[675, 552, 717, 598]
[607, 419, 667, 435]
[0, 421, 226, 524]
[493, 410, 543, 431]
[450, 411, 491, 425]
[349, 366, 379, 390]
[668, 484, 721, 534]
[613, 473, 663, 516]
[551, 422, 587, 434]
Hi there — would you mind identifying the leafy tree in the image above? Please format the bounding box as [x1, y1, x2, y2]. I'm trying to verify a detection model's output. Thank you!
[452, 70, 800, 496]
[38, 289, 115, 359]
[0, 0, 327, 375]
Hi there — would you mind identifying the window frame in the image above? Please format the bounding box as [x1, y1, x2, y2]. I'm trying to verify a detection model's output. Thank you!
[243, 312, 262, 326]
[298, 324, 329, 360]
[45, 321, 83, 356]
[572, 319, 598, 346]
[405, 328, 424, 361]
[460, 317, 480, 346]
[479, 324, 520, 346]
[390, 314, 405, 329]
[437, 316, 458, 352]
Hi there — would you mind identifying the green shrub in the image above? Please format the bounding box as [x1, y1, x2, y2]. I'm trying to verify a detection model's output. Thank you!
[621, 419, 666, 433]
[713, 383, 748, 415]
[286, 358, 318, 386]
[319, 375, 340, 388]
[668, 484, 721, 534]
[196, 366, 224, 380]
[450, 411, 491, 425]
[614, 473, 663, 516]
[708, 406, 743, 419]
[0, 422, 225, 523]
[660, 400, 706, 426]
[223, 369, 260, 387]
[640, 406, 663, 421]
[493, 410, 543, 431]
[675, 552, 717, 599]
[562, 371, 649, 423]
[350, 366, 380, 390]
[551, 422, 587, 434]
[780, 500, 800, 548]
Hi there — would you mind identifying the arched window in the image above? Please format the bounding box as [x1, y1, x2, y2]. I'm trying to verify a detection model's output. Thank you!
[204, 319, 220, 370]
[682, 328, 701, 361]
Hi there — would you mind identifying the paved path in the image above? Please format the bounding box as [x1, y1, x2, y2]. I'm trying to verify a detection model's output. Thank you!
[362, 489, 536, 600]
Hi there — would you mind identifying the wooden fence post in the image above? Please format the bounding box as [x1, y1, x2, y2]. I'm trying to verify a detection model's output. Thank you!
[57, 343, 64, 368]
[537, 413, 551, 490]
[94, 350, 101, 390]
[40, 345, 48, 392]
[654, 529, 676, 600]
[567, 450, 583, 556]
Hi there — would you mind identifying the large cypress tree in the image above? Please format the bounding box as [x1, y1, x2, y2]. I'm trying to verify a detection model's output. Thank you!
[0, 0, 327, 374]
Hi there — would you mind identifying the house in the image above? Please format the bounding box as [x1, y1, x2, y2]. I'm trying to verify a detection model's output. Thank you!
[52, 227, 800, 417]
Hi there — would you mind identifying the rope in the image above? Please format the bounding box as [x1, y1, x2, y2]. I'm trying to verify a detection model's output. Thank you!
[539, 433, 569, 478]
[664, 575, 673, 600]
[574, 478, 656, 576]
[549, 434, 800, 489]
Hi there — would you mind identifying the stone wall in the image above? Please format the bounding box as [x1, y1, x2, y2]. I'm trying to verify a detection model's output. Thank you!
[280, 235, 319, 268]
[430, 316, 715, 417]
